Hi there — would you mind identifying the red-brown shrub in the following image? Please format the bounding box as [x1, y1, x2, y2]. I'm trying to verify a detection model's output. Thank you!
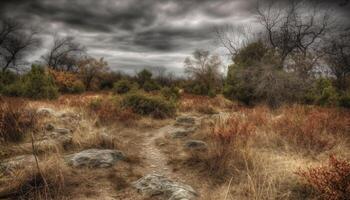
[88, 97, 138, 124]
[296, 156, 350, 200]
[272, 106, 342, 152]
[0, 98, 37, 143]
[205, 116, 255, 177]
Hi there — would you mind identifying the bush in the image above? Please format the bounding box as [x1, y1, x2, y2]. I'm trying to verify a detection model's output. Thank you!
[87, 96, 138, 124]
[296, 156, 350, 200]
[306, 78, 339, 106]
[49, 70, 85, 94]
[142, 80, 160, 92]
[161, 86, 180, 101]
[0, 99, 37, 143]
[113, 79, 137, 94]
[121, 93, 175, 119]
[3, 66, 59, 99]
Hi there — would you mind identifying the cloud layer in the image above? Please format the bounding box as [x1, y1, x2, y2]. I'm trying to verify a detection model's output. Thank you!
[1, 0, 349, 74]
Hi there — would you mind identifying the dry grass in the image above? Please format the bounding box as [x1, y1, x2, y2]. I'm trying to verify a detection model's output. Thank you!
[179, 94, 235, 114]
[0, 98, 37, 143]
[0, 154, 73, 200]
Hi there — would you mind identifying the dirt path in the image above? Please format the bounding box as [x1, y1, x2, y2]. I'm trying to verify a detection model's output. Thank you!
[140, 125, 178, 178]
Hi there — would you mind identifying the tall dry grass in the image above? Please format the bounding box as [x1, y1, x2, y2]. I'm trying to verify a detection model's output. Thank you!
[0, 98, 37, 143]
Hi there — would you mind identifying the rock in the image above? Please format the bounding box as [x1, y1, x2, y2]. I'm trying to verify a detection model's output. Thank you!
[45, 123, 55, 131]
[37, 108, 55, 116]
[0, 155, 36, 171]
[53, 128, 71, 135]
[175, 116, 196, 127]
[184, 140, 207, 150]
[66, 149, 125, 168]
[133, 174, 197, 200]
[169, 127, 196, 138]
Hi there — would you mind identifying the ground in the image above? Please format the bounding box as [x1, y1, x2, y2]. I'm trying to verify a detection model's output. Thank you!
[0, 92, 349, 200]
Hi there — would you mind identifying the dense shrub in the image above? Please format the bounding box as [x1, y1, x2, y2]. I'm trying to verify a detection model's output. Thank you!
[306, 78, 339, 106]
[49, 70, 85, 94]
[0, 99, 37, 142]
[161, 86, 180, 101]
[88, 96, 138, 124]
[0, 71, 18, 93]
[121, 93, 175, 118]
[113, 79, 137, 94]
[296, 156, 350, 200]
[142, 80, 160, 92]
[3, 66, 59, 99]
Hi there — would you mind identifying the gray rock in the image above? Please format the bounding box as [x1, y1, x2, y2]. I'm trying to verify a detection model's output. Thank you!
[0, 155, 36, 171]
[66, 149, 125, 168]
[184, 140, 208, 150]
[37, 108, 55, 116]
[53, 128, 71, 135]
[170, 127, 196, 138]
[175, 116, 196, 127]
[133, 174, 197, 200]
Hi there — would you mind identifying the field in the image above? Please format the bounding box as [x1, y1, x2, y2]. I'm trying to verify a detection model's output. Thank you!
[0, 92, 349, 200]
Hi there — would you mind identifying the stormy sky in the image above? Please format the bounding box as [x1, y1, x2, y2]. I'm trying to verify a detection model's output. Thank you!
[0, 0, 349, 74]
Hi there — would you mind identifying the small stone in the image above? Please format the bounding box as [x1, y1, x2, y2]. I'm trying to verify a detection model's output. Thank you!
[170, 127, 196, 138]
[45, 123, 55, 131]
[175, 116, 196, 127]
[37, 108, 55, 116]
[184, 140, 208, 150]
[53, 128, 71, 135]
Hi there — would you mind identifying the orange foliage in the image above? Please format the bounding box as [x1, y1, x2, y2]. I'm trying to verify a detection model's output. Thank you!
[49, 69, 85, 93]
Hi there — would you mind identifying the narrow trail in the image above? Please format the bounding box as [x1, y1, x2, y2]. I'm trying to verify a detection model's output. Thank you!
[140, 125, 177, 178]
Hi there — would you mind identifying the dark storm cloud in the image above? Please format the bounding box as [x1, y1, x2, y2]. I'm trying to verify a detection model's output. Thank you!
[0, 0, 349, 73]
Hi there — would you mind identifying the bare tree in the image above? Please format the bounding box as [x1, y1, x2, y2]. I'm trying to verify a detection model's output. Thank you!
[0, 19, 20, 46]
[324, 30, 350, 90]
[215, 25, 256, 59]
[43, 35, 85, 71]
[0, 19, 40, 72]
[185, 50, 222, 92]
[78, 57, 108, 90]
[256, 0, 332, 69]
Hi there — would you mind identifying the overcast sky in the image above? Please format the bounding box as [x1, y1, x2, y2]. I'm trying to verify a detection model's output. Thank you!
[1, 0, 349, 74]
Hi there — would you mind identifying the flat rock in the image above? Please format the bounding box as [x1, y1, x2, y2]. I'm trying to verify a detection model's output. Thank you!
[0, 155, 36, 171]
[175, 116, 196, 127]
[184, 140, 208, 150]
[169, 127, 196, 138]
[133, 174, 197, 200]
[66, 149, 125, 168]
[37, 108, 55, 116]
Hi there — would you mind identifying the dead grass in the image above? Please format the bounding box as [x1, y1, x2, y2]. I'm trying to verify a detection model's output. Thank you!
[0, 97, 37, 143]
[179, 94, 235, 113]
[0, 154, 73, 200]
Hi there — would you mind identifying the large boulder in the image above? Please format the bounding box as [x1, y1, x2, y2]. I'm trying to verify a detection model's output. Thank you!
[184, 140, 208, 151]
[133, 174, 197, 200]
[66, 149, 125, 168]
